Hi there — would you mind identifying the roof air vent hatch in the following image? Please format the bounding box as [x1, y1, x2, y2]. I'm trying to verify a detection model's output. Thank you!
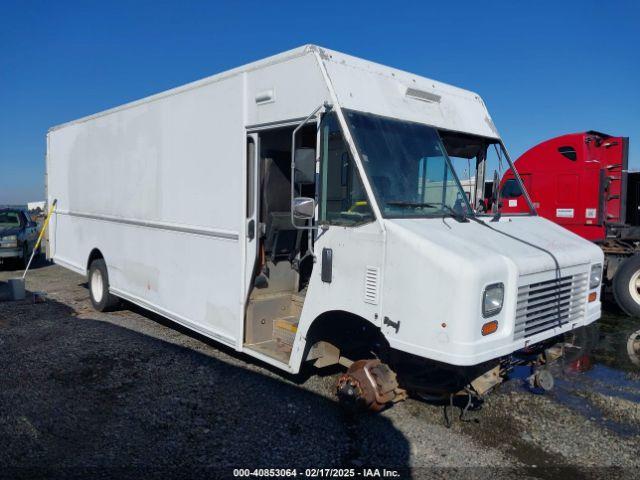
[405, 87, 441, 104]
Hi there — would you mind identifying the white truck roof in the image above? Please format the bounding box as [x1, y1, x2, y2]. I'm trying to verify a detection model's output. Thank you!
[50, 45, 500, 140]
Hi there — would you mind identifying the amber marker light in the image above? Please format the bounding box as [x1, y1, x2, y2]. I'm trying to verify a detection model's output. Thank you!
[588, 292, 597, 302]
[481, 320, 498, 336]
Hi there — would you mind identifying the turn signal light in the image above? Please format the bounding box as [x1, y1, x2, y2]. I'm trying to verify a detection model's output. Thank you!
[588, 292, 597, 302]
[481, 320, 498, 336]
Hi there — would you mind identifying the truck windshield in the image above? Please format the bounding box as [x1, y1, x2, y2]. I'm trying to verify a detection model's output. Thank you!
[344, 110, 473, 219]
[0, 211, 20, 227]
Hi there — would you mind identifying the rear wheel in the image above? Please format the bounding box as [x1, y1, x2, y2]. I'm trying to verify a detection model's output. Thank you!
[613, 255, 640, 317]
[88, 258, 119, 311]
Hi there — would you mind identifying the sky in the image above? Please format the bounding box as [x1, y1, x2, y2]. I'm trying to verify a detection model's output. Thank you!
[1, 0, 638, 204]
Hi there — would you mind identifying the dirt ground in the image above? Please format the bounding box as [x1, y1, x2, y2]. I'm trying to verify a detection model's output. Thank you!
[1, 260, 639, 479]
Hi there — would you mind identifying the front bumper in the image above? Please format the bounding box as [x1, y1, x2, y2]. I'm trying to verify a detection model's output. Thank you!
[389, 304, 600, 367]
[388, 263, 602, 367]
[0, 247, 21, 259]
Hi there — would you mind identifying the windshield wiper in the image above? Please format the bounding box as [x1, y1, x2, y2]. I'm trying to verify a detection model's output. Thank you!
[386, 201, 469, 222]
[386, 201, 436, 208]
[441, 204, 470, 223]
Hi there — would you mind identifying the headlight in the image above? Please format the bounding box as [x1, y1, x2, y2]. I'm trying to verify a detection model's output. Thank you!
[483, 283, 504, 317]
[1, 235, 17, 248]
[590, 263, 603, 289]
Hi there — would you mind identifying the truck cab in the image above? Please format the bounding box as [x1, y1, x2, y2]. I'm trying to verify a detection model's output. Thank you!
[496, 131, 629, 241]
[286, 107, 604, 405]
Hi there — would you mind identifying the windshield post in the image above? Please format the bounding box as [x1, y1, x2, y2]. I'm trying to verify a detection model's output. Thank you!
[499, 142, 537, 215]
[474, 149, 486, 211]
[328, 108, 386, 225]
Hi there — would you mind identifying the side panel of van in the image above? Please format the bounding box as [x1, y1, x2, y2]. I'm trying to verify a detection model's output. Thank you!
[48, 75, 246, 346]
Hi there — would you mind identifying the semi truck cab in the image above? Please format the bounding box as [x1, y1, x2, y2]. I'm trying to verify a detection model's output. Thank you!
[497, 131, 629, 241]
[496, 132, 640, 316]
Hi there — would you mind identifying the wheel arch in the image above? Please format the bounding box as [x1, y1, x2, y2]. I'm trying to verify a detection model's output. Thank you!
[86, 247, 120, 311]
[86, 248, 105, 274]
[299, 309, 387, 366]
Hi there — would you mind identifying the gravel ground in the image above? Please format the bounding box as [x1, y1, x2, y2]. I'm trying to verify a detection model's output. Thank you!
[0, 261, 639, 479]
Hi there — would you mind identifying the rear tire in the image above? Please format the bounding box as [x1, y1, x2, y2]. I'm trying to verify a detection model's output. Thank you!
[88, 258, 119, 311]
[612, 255, 640, 317]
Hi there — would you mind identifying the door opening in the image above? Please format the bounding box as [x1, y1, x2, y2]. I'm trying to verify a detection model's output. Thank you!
[243, 123, 317, 363]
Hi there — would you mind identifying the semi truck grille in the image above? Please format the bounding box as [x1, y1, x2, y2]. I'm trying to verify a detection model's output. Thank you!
[515, 272, 588, 340]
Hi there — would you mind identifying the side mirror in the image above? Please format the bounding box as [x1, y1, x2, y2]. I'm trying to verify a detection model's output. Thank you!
[293, 197, 315, 220]
[294, 148, 316, 185]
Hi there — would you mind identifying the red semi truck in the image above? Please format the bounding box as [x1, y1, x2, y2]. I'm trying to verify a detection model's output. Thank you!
[496, 132, 640, 315]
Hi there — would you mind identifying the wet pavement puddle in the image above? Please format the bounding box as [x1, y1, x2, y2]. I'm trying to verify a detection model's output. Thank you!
[509, 310, 640, 436]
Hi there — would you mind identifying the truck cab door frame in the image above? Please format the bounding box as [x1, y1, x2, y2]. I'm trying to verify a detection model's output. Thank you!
[244, 133, 260, 296]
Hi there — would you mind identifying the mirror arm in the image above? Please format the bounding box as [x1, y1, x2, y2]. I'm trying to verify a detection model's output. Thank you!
[290, 101, 332, 231]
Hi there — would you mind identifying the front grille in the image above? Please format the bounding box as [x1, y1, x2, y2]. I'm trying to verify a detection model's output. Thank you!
[515, 272, 588, 340]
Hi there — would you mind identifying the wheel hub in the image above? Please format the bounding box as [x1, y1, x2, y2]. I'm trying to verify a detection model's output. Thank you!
[628, 270, 640, 304]
[336, 359, 406, 412]
[91, 269, 104, 303]
[528, 368, 554, 391]
[627, 330, 640, 367]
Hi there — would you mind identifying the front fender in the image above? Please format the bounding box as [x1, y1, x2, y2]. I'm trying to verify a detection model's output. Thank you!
[288, 222, 385, 373]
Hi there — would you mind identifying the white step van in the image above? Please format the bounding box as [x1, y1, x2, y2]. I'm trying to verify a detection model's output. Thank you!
[47, 45, 603, 409]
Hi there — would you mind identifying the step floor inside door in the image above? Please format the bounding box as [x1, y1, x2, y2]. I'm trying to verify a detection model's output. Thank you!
[244, 290, 305, 363]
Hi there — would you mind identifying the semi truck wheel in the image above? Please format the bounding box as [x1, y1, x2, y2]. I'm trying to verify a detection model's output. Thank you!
[612, 255, 640, 317]
[88, 258, 119, 311]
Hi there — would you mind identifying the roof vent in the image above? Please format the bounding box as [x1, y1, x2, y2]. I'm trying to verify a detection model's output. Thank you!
[406, 87, 441, 104]
[255, 89, 275, 105]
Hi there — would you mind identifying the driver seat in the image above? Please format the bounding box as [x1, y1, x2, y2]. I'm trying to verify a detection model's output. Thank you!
[261, 155, 299, 264]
